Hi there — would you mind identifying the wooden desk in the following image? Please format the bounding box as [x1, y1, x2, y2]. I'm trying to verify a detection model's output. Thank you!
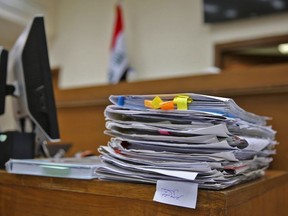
[0, 170, 287, 216]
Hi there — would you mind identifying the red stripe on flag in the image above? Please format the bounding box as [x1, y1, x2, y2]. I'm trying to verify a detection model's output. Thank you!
[111, 4, 124, 50]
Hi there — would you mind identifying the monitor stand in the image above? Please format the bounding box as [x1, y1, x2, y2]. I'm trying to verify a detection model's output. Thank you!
[0, 131, 35, 169]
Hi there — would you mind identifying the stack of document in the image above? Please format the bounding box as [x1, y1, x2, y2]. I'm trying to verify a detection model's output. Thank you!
[97, 93, 277, 190]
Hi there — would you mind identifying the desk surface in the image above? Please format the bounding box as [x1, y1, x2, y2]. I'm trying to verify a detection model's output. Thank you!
[0, 170, 287, 216]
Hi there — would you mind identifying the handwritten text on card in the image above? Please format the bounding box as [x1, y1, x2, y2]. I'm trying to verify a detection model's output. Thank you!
[153, 180, 198, 209]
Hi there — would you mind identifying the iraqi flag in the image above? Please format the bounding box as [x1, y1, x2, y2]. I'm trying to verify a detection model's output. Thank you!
[108, 2, 131, 84]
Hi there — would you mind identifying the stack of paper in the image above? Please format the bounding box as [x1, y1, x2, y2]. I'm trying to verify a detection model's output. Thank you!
[97, 93, 277, 190]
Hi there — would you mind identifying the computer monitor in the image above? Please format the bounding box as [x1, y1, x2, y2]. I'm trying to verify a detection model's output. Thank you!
[0, 48, 16, 115]
[8, 16, 60, 155]
[0, 48, 8, 115]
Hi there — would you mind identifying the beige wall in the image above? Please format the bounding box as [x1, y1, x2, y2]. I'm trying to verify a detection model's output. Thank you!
[1, 0, 288, 88]
[1, 0, 288, 130]
[49, 0, 288, 88]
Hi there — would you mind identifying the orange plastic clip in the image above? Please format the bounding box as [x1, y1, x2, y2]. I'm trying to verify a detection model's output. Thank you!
[160, 101, 174, 110]
[144, 100, 153, 109]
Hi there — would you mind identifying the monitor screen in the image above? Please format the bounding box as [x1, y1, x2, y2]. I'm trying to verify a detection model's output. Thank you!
[8, 16, 60, 151]
[203, 0, 288, 23]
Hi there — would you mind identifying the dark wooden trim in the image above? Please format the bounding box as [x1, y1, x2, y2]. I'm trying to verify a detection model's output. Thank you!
[214, 34, 288, 68]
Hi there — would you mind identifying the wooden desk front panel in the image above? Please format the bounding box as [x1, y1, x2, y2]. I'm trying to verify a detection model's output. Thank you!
[1, 186, 224, 216]
[0, 171, 287, 216]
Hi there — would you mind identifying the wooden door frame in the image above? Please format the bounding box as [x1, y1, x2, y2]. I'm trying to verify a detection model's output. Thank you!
[214, 34, 288, 69]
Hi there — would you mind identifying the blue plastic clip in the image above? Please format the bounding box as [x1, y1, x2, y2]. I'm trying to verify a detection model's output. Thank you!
[118, 96, 125, 106]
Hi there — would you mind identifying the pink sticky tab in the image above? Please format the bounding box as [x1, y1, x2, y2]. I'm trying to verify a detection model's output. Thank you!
[159, 130, 170, 135]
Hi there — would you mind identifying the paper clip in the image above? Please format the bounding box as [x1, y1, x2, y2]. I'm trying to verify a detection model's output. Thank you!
[152, 96, 163, 108]
[144, 96, 163, 109]
[144, 100, 153, 109]
[173, 95, 192, 110]
[160, 101, 174, 110]
[118, 96, 125, 106]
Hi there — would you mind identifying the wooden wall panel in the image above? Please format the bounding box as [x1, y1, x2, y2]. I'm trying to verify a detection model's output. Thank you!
[57, 105, 109, 155]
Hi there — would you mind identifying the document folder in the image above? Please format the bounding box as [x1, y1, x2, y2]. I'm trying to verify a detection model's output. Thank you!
[6, 156, 102, 179]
